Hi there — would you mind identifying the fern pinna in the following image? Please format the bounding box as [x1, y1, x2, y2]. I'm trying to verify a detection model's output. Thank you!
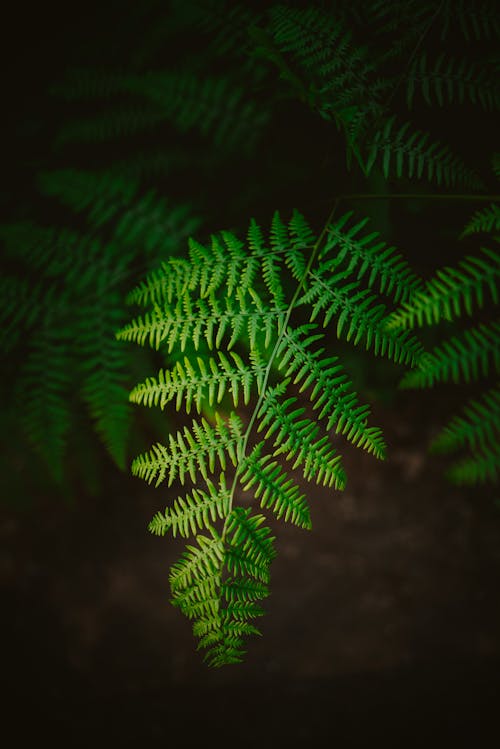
[388, 205, 500, 485]
[117, 208, 423, 666]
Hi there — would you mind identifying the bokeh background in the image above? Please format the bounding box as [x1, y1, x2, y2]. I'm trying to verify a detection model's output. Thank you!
[2, 2, 499, 745]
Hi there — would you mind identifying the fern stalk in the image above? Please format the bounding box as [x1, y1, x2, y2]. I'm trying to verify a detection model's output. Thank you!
[221, 201, 340, 540]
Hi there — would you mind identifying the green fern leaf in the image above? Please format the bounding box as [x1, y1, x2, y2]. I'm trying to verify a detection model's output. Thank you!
[38, 169, 202, 262]
[323, 211, 425, 304]
[16, 324, 73, 483]
[122, 210, 397, 665]
[129, 351, 266, 412]
[257, 383, 346, 489]
[447, 444, 500, 485]
[167, 510, 275, 667]
[406, 52, 500, 111]
[133, 412, 243, 487]
[430, 384, 500, 453]
[302, 264, 423, 365]
[364, 117, 483, 189]
[224, 507, 277, 584]
[119, 288, 284, 353]
[400, 319, 500, 388]
[148, 475, 232, 538]
[276, 324, 386, 457]
[240, 443, 312, 529]
[461, 204, 500, 238]
[439, 0, 500, 43]
[387, 247, 500, 328]
[78, 289, 132, 470]
[53, 69, 269, 154]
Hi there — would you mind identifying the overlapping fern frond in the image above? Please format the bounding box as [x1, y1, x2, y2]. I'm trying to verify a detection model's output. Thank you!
[400, 319, 500, 388]
[392, 213, 500, 484]
[406, 53, 500, 111]
[38, 169, 201, 264]
[118, 207, 424, 664]
[255, 2, 486, 189]
[363, 117, 483, 189]
[1, 171, 202, 488]
[15, 322, 74, 484]
[387, 246, 500, 328]
[53, 69, 269, 155]
[263, 4, 386, 158]
[438, 0, 500, 43]
[431, 384, 500, 454]
[461, 204, 500, 238]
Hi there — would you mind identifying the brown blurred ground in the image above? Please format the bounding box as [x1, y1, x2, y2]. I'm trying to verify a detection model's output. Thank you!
[2, 390, 500, 747]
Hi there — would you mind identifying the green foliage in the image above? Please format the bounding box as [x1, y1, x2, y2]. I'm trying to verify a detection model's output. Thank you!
[1, 172, 201, 490]
[406, 53, 500, 111]
[387, 247, 500, 328]
[391, 203, 500, 484]
[254, 2, 490, 188]
[52, 69, 270, 155]
[2, 0, 499, 665]
[461, 204, 500, 238]
[118, 208, 426, 663]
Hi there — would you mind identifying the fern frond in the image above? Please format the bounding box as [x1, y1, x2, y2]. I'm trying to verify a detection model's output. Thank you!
[279, 210, 313, 282]
[169, 536, 227, 655]
[302, 265, 423, 366]
[123, 209, 401, 664]
[148, 475, 232, 538]
[267, 4, 378, 109]
[447, 444, 500, 485]
[387, 247, 500, 328]
[124, 258, 192, 308]
[461, 204, 500, 238]
[406, 52, 500, 111]
[400, 319, 500, 388]
[0, 275, 51, 352]
[431, 384, 500, 453]
[38, 169, 202, 261]
[323, 211, 424, 304]
[38, 169, 137, 223]
[122, 211, 311, 313]
[167, 509, 275, 667]
[77, 288, 132, 470]
[439, 0, 500, 42]
[0, 222, 102, 283]
[16, 324, 73, 483]
[119, 288, 284, 353]
[240, 443, 312, 529]
[133, 412, 243, 487]
[266, 4, 384, 154]
[368, 0, 435, 62]
[269, 2, 373, 100]
[276, 324, 386, 458]
[221, 577, 269, 603]
[224, 507, 277, 584]
[364, 117, 483, 189]
[129, 351, 267, 412]
[493, 154, 500, 181]
[257, 383, 346, 489]
[53, 69, 268, 153]
[56, 107, 166, 145]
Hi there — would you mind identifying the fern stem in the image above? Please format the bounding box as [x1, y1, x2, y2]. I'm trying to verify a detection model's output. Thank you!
[222, 201, 340, 539]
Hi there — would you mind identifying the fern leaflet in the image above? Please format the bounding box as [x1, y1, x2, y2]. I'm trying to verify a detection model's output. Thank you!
[387, 247, 500, 328]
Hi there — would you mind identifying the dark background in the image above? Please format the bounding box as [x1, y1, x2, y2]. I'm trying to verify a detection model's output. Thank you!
[1, 2, 500, 746]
